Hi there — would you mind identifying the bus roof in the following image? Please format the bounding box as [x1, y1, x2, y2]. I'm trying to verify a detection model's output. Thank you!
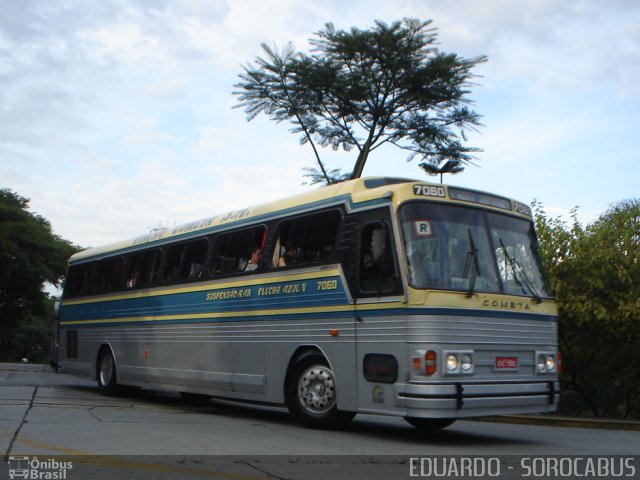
[69, 177, 532, 264]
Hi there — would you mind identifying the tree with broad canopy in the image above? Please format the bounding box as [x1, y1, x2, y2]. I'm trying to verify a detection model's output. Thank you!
[234, 18, 487, 184]
[0, 189, 78, 361]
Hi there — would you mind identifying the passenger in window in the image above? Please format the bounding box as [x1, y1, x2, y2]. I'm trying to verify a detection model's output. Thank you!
[244, 247, 262, 272]
[189, 263, 202, 278]
[127, 270, 141, 288]
[278, 245, 298, 267]
[362, 229, 386, 268]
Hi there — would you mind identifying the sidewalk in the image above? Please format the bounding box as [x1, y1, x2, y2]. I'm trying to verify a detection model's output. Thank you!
[0, 362, 54, 372]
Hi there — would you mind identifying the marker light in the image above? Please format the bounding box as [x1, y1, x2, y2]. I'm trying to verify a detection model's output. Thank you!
[412, 356, 422, 371]
[425, 350, 437, 376]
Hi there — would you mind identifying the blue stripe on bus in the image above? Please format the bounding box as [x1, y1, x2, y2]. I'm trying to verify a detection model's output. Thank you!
[60, 276, 350, 322]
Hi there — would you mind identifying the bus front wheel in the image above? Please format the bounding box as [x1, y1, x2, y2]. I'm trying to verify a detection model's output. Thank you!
[285, 353, 355, 429]
[405, 417, 456, 430]
[97, 348, 120, 396]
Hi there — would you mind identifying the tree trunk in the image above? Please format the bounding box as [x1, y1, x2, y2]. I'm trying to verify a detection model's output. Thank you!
[350, 138, 372, 179]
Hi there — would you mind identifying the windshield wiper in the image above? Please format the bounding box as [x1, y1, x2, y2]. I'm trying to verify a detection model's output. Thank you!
[463, 229, 481, 298]
[499, 238, 542, 304]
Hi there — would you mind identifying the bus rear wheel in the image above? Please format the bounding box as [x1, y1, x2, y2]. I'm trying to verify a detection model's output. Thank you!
[97, 348, 120, 396]
[285, 353, 355, 429]
[405, 417, 456, 430]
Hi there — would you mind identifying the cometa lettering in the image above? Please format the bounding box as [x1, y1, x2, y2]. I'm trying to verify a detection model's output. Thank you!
[482, 299, 531, 310]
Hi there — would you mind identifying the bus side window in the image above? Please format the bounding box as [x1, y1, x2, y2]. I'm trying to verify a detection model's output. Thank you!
[90, 257, 124, 294]
[359, 222, 398, 295]
[164, 239, 208, 283]
[271, 210, 341, 268]
[64, 264, 91, 298]
[212, 226, 266, 276]
[126, 248, 161, 288]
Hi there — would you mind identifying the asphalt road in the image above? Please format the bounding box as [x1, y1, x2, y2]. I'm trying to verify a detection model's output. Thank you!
[1, 363, 639, 479]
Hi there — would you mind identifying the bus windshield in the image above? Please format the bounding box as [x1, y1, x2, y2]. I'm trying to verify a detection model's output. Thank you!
[400, 202, 550, 298]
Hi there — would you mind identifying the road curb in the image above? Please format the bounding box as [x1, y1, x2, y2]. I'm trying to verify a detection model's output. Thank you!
[0, 362, 55, 373]
[475, 415, 640, 431]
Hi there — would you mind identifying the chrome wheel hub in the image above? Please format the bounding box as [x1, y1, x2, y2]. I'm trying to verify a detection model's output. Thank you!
[100, 355, 113, 386]
[298, 365, 336, 414]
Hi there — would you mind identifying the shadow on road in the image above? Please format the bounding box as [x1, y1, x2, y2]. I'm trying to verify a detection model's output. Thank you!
[64, 384, 539, 448]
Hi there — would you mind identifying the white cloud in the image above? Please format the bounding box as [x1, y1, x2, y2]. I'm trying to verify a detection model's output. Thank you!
[125, 129, 177, 151]
[203, 158, 311, 210]
[137, 79, 186, 99]
[478, 109, 588, 165]
[191, 127, 237, 159]
[78, 23, 156, 64]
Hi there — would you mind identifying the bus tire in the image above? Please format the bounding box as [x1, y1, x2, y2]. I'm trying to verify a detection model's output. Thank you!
[97, 348, 120, 396]
[285, 352, 355, 429]
[404, 417, 456, 430]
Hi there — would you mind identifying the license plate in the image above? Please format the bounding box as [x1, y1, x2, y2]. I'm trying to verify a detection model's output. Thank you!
[495, 356, 518, 369]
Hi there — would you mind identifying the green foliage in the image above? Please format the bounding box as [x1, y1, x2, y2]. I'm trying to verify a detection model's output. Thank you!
[302, 167, 351, 186]
[534, 199, 640, 419]
[0, 189, 78, 361]
[234, 18, 486, 184]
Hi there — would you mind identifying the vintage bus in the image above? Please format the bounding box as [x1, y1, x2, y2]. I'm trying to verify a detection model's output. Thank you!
[56, 177, 558, 430]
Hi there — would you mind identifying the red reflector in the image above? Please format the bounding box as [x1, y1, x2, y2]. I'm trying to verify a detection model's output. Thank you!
[557, 352, 563, 374]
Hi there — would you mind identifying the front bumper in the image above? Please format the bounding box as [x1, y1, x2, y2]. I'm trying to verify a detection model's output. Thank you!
[396, 380, 559, 418]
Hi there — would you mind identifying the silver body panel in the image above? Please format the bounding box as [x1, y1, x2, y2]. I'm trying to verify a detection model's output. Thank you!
[60, 290, 558, 418]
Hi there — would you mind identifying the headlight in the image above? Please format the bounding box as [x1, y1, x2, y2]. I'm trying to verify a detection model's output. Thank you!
[461, 354, 473, 372]
[536, 352, 557, 374]
[443, 350, 474, 375]
[446, 354, 459, 372]
[545, 355, 556, 372]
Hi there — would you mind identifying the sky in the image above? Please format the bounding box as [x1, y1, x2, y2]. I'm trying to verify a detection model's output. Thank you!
[1, 0, 639, 248]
